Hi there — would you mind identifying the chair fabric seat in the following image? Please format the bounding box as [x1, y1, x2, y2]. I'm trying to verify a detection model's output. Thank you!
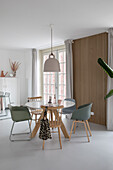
[9, 106, 32, 122]
[12, 110, 32, 122]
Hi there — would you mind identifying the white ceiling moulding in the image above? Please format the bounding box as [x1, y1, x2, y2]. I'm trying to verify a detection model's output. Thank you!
[38, 28, 108, 50]
[69, 28, 108, 41]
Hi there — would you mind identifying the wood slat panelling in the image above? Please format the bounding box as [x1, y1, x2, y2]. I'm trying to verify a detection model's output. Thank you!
[72, 33, 108, 125]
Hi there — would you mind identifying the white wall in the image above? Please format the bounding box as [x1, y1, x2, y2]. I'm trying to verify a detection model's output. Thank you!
[0, 49, 32, 105]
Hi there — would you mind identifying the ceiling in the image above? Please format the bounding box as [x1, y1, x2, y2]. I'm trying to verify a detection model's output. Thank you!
[0, 0, 113, 49]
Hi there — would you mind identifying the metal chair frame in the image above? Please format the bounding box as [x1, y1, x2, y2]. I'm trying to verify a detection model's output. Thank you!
[9, 120, 32, 142]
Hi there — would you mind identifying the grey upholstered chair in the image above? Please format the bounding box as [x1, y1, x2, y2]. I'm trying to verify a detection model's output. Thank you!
[62, 98, 76, 115]
[70, 103, 92, 142]
[9, 105, 32, 141]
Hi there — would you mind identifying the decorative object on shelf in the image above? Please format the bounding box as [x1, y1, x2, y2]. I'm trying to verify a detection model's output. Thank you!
[48, 96, 52, 103]
[53, 94, 56, 104]
[44, 24, 60, 72]
[58, 99, 62, 105]
[13, 71, 16, 77]
[0, 70, 8, 77]
[9, 59, 21, 77]
[9, 73, 13, 77]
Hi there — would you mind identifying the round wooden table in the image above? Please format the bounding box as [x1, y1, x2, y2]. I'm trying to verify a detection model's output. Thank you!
[25, 100, 75, 138]
[25, 100, 75, 109]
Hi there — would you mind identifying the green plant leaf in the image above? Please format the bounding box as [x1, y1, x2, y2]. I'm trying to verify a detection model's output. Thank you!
[98, 58, 113, 78]
[105, 89, 113, 99]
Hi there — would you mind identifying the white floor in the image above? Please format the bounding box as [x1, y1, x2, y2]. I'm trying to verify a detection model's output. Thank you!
[0, 117, 113, 170]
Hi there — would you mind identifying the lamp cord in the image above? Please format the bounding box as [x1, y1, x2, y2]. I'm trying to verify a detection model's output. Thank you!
[51, 26, 52, 54]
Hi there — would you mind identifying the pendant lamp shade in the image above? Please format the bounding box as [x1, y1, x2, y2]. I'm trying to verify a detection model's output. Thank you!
[44, 25, 60, 72]
[44, 53, 60, 72]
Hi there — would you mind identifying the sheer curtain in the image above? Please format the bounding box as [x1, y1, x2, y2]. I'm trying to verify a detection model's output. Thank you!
[32, 49, 38, 97]
[107, 28, 113, 130]
[64, 39, 73, 98]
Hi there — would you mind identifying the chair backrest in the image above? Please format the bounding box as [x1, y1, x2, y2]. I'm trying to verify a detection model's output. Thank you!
[62, 98, 76, 114]
[74, 103, 92, 121]
[80, 103, 92, 120]
[28, 96, 42, 102]
[64, 98, 76, 103]
[41, 105, 64, 127]
[78, 103, 92, 109]
[41, 105, 64, 112]
[9, 105, 31, 122]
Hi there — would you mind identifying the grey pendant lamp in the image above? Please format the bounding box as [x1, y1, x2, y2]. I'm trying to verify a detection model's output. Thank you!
[44, 25, 60, 72]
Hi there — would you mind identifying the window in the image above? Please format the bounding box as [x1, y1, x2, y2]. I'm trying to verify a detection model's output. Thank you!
[43, 48, 66, 103]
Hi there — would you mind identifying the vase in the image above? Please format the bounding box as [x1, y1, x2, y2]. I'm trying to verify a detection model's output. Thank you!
[13, 71, 16, 77]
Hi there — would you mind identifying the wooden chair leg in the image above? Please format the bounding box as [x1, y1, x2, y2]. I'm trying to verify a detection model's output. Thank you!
[84, 122, 90, 142]
[1, 98, 3, 110]
[51, 111, 54, 130]
[30, 113, 33, 127]
[60, 112, 62, 119]
[35, 115, 37, 124]
[86, 120, 92, 136]
[49, 112, 50, 121]
[42, 140, 45, 150]
[69, 121, 75, 140]
[58, 127, 62, 149]
[74, 122, 76, 134]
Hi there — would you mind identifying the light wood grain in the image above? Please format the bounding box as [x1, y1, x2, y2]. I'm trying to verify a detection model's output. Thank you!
[70, 120, 91, 142]
[72, 33, 108, 125]
[30, 115, 42, 138]
[84, 122, 90, 142]
[41, 105, 63, 149]
[28, 96, 43, 126]
[69, 121, 75, 140]
[28, 96, 42, 100]
[58, 127, 62, 149]
[86, 120, 92, 136]
[74, 122, 76, 134]
[42, 140, 45, 150]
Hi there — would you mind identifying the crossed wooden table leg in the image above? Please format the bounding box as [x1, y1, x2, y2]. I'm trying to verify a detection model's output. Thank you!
[30, 115, 42, 138]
